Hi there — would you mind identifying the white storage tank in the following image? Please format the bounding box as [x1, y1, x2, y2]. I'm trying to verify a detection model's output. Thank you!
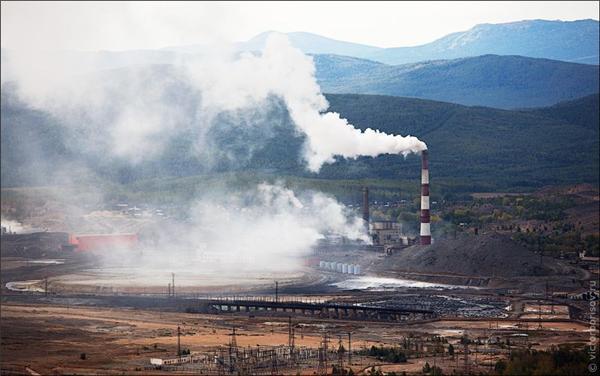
[342, 264, 348, 273]
[319, 261, 325, 269]
[336, 263, 342, 273]
[347, 264, 355, 274]
[354, 265, 361, 275]
[328, 262, 334, 271]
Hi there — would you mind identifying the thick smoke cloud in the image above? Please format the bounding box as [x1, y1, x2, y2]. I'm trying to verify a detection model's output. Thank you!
[2, 34, 425, 280]
[3, 34, 426, 171]
[98, 183, 369, 281]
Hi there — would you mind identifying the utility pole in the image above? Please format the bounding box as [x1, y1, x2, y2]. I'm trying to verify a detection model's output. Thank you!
[348, 332, 352, 366]
[549, 281, 555, 314]
[177, 325, 181, 358]
[168, 283, 171, 297]
[288, 316, 293, 348]
[172, 273, 175, 298]
[324, 332, 329, 375]
[463, 337, 469, 375]
[538, 298, 543, 329]
[433, 344, 437, 375]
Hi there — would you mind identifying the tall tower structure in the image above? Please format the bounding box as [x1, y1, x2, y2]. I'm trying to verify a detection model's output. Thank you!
[362, 187, 369, 230]
[420, 150, 431, 245]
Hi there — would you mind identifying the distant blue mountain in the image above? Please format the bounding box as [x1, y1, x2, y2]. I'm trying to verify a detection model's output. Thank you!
[313, 54, 600, 109]
[368, 19, 599, 65]
[161, 31, 383, 58]
[239, 31, 382, 58]
[237, 19, 599, 65]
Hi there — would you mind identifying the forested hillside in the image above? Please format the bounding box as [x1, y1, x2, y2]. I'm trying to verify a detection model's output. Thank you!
[2, 89, 597, 191]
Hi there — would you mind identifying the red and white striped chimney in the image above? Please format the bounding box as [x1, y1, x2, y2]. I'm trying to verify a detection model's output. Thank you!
[420, 149, 431, 245]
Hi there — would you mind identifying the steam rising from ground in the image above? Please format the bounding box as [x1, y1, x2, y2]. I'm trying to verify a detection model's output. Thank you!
[99, 184, 369, 280]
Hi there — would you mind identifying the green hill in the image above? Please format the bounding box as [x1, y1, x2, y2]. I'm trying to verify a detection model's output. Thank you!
[323, 93, 599, 188]
[1, 90, 598, 193]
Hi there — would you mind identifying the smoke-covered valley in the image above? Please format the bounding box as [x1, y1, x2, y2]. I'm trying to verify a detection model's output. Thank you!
[1, 27, 599, 280]
[2, 35, 429, 276]
[3, 35, 425, 170]
[92, 183, 370, 281]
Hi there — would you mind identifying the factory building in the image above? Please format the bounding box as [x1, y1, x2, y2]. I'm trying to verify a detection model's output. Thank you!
[371, 221, 405, 246]
[69, 233, 138, 252]
[362, 148, 431, 251]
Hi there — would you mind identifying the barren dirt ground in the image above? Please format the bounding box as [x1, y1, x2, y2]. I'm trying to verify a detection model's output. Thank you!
[1, 302, 590, 375]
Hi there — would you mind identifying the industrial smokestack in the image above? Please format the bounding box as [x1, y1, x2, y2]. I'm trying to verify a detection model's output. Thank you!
[420, 150, 431, 245]
[362, 187, 369, 229]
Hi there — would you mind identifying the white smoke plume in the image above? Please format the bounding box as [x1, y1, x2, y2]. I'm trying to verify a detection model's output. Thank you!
[3, 34, 426, 170]
[186, 34, 427, 171]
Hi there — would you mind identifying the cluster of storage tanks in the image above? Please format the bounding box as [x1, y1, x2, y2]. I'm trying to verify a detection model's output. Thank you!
[319, 261, 361, 275]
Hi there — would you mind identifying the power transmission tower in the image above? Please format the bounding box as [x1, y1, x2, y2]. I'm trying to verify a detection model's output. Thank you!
[317, 331, 329, 376]
[337, 336, 345, 373]
[229, 327, 238, 374]
[216, 347, 225, 376]
[270, 349, 278, 375]
[317, 347, 326, 376]
[288, 316, 297, 368]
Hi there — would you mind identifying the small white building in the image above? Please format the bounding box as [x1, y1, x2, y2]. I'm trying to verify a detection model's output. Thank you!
[150, 356, 191, 366]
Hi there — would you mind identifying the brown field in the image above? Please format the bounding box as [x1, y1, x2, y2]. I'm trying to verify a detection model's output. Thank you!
[1, 301, 590, 375]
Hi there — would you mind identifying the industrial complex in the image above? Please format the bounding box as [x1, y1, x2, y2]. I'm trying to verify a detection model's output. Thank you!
[1, 149, 597, 375]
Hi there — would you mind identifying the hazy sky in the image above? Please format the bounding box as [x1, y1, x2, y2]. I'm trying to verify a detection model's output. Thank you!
[1, 1, 599, 51]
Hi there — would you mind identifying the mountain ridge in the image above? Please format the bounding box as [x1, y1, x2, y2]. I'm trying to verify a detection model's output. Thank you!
[62, 19, 599, 65]
[313, 54, 600, 108]
[231, 19, 599, 65]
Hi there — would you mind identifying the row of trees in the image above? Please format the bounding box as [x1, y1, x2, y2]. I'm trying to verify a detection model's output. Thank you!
[494, 346, 591, 375]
